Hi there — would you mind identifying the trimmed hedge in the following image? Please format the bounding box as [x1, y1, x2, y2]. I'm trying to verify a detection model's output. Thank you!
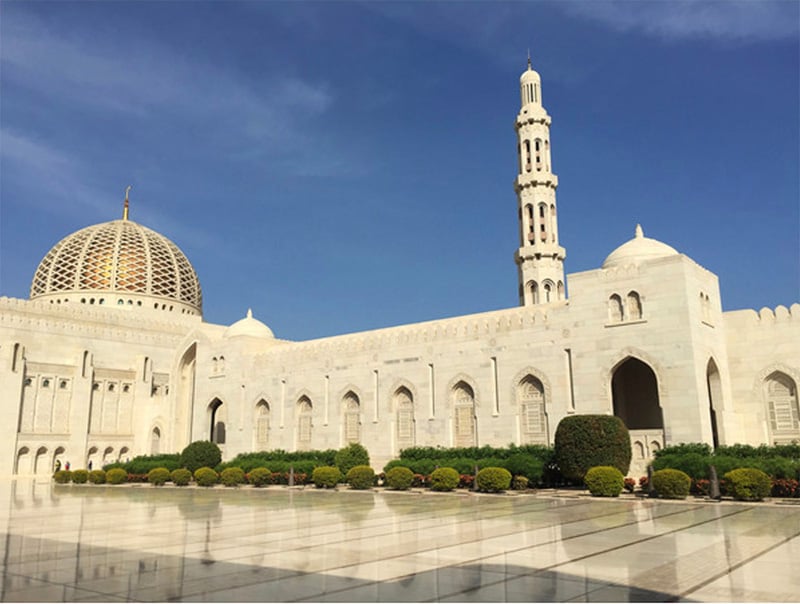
[147, 467, 171, 486]
[725, 468, 771, 501]
[584, 466, 624, 497]
[386, 467, 414, 490]
[555, 415, 631, 481]
[312, 466, 342, 488]
[335, 444, 370, 475]
[88, 469, 106, 484]
[504, 454, 545, 484]
[476, 467, 512, 493]
[247, 467, 272, 487]
[170, 468, 192, 486]
[53, 470, 72, 484]
[220, 467, 246, 487]
[194, 467, 219, 487]
[71, 469, 89, 484]
[652, 469, 691, 499]
[346, 465, 375, 490]
[106, 468, 127, 484]
[220, 449, 337, 472]
[180, 441, 222, 473]
[430, 467, 459, 492]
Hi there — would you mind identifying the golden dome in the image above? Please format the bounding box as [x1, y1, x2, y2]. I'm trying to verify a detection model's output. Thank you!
[30, 219, 202, 315]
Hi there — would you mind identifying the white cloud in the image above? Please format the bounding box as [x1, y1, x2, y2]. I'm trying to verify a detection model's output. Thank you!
[559, 0, 799, 42]
[1, 12, 333, 142]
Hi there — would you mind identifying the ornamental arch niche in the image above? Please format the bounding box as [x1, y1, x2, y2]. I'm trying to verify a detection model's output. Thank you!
[450, 380, 477, 448]
[254, 399, 270, 450]
[342, 391, 361, 445]
[393, 386, 415, 453]
[296, 396, 313, 451]
[764, 371, 799, 444]
[516, 375, 548, 445]
[611, 357, 663, 431]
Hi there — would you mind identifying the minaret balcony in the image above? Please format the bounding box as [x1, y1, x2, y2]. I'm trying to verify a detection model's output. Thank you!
[515, 173, 558, 190]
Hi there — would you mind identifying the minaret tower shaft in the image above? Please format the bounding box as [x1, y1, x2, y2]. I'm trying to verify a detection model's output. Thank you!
[514, 57, 566, 306]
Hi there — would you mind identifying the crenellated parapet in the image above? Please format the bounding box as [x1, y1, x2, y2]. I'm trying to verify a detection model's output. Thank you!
[724, 303, 800, 327]
[0, 296, 198, 345]
[251, 302, 566, 365]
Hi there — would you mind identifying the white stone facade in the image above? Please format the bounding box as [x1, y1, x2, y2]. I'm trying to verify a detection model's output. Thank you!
[1, 62, 798, 477]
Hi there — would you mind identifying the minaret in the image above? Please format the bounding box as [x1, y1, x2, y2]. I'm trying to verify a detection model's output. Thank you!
[514, 55, 566, 306]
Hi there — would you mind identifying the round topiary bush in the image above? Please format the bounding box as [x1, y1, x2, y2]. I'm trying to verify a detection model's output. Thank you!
[652, 469, 691, 499]
[53, 470, 72, 484]
[88, 470, 106, 484]
[147, 467, 171, 486]
[106, 468, 127, 484]
[584, 466, 624, 497]
[194, 467, 219, 487]
[346, 465, 375, 490]
[724, 468, 772, 501]
[71, 469, 89, 484]
[248, 467, 272, 487]
[430, 467, 460, 492]
[476, 467, 513, 493]
[179, 441, 222, 473]
[554, 415, 632, 481]
[170, 468, 192, 486]
[312, 466, 343, 488]
[385, 466, 414, 490]
[335, 443, 370, 475]
[511, 475, 529, 490]
[220, 467, 245, 487]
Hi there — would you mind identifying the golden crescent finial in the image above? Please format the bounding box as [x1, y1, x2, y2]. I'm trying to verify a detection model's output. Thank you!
[123, 185, 132, 220]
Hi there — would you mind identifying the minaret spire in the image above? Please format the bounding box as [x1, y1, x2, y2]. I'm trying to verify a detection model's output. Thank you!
[123, 185, 132, 221]
[513, 58, 566, 306]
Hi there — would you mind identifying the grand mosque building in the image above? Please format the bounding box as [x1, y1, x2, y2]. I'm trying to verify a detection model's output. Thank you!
[2, 61, 798, 478]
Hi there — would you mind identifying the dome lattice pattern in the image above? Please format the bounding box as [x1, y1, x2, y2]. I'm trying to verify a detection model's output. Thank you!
[30, 220, 202, 312]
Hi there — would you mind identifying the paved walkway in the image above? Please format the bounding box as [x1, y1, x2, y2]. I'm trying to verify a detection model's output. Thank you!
[0, 479, 797, 601]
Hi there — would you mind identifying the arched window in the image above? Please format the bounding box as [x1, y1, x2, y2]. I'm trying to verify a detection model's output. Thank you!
[452, 382, 476, 447]
[534, 139, 542, 171]
[394, 387, 415, 453]
[523, 140, 531, 172]
[209, 399, 225, 444]
[557, 281, 565, 300]
[543, 281, 553, 303]
[255, 400, 270, 450]
[151, 428, 161, 454]
[528, 281, 538, 305]
[517, 376, 547, 445]
[627, 291, 642, 320]
[765, 373, 800, 443]
[297, 397, 313, 450]
[608, 294, 623, 322]
[343, 392, 360, 444]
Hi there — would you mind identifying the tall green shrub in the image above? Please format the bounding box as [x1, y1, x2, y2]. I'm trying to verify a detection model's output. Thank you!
[179, 441, 222, 473]
[554, 415, 631, 480]
[335, 444, 370, 475]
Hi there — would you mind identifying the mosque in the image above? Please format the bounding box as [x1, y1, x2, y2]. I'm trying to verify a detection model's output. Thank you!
[1, 60, 798, 478]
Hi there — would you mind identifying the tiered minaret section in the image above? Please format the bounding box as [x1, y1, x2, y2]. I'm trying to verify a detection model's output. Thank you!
[514, 57, 566, 306]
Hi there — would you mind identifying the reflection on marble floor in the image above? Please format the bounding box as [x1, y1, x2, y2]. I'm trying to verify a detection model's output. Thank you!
[0, 479, 797, 602]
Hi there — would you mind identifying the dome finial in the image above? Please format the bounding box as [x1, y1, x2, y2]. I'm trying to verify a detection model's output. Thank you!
[527, 48, 532, 70]
[247, 308, 253, 319]
[635, 224, 643, 239]
[123, 185, 132, 221]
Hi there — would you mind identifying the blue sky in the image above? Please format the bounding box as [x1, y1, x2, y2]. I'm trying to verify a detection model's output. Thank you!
[1, 0, 798, 340]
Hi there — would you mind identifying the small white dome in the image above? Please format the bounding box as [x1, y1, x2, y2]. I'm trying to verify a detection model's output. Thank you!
[602, 225, 679, 269]
[224, 309, 274, 339]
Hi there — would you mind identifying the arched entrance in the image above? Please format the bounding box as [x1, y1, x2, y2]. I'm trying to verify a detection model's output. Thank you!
[706, 359, 722, 448]
[209, 399, 226, 444]
[611, 358, 663, 430]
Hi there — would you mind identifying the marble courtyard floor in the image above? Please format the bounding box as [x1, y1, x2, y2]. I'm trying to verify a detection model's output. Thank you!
[0, 480, 798, 602]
